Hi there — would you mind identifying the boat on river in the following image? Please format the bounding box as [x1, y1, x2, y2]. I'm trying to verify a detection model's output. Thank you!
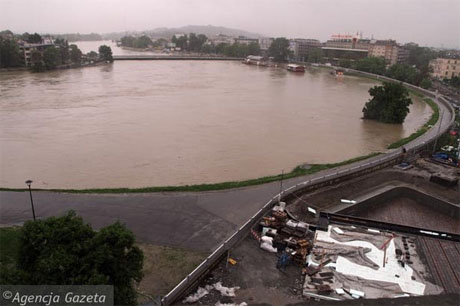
[243, 55, 268, 66]
[287, 64, 305, 72]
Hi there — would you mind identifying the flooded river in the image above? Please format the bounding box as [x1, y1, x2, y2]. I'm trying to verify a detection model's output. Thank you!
[0, 42, 431, 188]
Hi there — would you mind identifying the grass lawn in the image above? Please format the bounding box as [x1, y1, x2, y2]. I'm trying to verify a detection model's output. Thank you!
[136, 244, 206, 303]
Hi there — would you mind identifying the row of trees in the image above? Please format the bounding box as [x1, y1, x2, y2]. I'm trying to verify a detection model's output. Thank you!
[172, 33, 209, 52]
[338, 56, 433, 89]
[1, 30, 113, 71]
[121, 35, 155, 49]
[32, 44, 112, 72]
[31, 40, 83, 72]
[1, 212, 143, 306]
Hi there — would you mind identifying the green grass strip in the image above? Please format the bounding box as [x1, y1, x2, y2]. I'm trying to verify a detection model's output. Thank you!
[0, 153, 381, 194]
[387, 97, 439, 149]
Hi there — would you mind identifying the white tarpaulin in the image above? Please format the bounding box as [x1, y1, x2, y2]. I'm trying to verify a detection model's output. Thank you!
[315, 226, 426, 296]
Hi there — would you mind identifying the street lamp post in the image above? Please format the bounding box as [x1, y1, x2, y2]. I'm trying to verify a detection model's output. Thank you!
[25, 180, 36, 221]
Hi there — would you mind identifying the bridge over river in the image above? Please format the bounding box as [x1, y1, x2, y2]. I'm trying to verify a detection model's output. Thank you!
[113, 55, 243, 61]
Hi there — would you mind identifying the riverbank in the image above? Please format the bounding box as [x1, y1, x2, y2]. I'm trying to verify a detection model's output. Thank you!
[0, 67, 29, 72]
[0, 152, 381, 193]
[0, 60, 110, 74]
[387, 97, 439, 149]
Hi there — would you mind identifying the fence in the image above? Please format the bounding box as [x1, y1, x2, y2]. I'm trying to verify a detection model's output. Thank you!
[160, 71, 456, 306]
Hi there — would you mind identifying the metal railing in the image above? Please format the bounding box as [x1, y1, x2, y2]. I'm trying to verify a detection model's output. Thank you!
[113, 55, 244, 61]
[160, 71, 456, 306]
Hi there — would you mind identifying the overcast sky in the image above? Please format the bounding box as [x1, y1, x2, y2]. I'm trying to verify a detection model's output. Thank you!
[1, 0, 459, 48]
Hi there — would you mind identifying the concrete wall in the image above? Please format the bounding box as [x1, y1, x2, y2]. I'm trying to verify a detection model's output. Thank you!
[335, 186, 460, 219]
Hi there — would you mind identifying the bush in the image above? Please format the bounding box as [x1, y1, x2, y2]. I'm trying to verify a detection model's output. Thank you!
[4, 212, 143, 306]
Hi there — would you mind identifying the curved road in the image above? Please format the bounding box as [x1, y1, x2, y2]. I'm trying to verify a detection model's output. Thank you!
[0, 95, 454, 252]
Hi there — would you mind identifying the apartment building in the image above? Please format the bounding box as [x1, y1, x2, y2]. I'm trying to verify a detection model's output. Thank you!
[430, 58, 460, 79]
[368, 40, 409, 65]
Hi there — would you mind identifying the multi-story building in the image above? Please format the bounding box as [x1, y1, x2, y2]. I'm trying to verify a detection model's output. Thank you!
[258, 37, 273, 52]
[324, 34, 371, 50]
[289, 39, 322, 61]
[209, 34, 234, 46]
[368, 40, 408, 65]
[234, 36, 258, 45]
[430, 58, 460, 79]
[322, 33, 370, 62]
[18, 40, 55, 66]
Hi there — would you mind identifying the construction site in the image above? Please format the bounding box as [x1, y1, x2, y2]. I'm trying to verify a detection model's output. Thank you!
[177, 155, 459, 306]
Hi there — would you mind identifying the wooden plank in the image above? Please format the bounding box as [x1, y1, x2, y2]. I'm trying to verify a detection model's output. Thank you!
[424, 238, 459, 293]
[417, 237, 443, 287]
[439, 240, 460, 288]
[454, 242, 460, 255]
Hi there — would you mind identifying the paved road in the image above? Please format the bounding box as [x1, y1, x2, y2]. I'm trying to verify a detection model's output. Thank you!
[0, 97, 454, 252]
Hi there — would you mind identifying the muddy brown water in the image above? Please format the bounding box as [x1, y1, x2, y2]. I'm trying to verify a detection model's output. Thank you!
[0, 42, 431, 188]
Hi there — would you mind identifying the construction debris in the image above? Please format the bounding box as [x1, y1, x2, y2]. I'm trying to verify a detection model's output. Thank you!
[183, 282, 241, 303]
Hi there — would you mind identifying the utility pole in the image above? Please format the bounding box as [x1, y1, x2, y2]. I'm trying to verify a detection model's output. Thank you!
[432, 109, 444, 154]
[278, 170, 284, 203]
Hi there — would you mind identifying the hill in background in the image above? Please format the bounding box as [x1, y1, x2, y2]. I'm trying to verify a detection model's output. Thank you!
[103, 25, 263, 40]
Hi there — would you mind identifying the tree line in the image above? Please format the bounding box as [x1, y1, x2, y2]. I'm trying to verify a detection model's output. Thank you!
[334, 45, 450, 89]
[0, 31, 113, 72]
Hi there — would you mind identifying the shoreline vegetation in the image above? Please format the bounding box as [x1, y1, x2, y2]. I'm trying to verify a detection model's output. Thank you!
[387, 96, 439, 149]
[0, 152, 381, 194]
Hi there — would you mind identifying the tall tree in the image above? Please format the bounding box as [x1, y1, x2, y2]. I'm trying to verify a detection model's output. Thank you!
[354, 57, 386, 75]
[0, 38, 22, 68]
[69, 44, 82, 64]
[307, 48, 323, 63]
[43, 47, 61, 70]
[134, 35, 153, 49]
[385, 63, 418, 84]
[362, 82, 412, 124]
[406, 45, 438, 69]
[6, 211, 143, 306]
[60, 41, 70, 64]
[268, 37, 291, 62]
[247, 42, 261, 56]
[27, 33, 42, 43]
[99, 45, 113, 62]
[30, 49, 44, 72]
[172, 34, 188, 50]
[120, 36, 135, 48]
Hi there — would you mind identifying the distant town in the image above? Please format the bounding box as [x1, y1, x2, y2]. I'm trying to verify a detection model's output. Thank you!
[1, 27, 459, 96]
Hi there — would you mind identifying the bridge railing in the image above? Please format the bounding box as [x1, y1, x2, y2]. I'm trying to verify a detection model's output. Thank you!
[160, 69, 456, 306]
[113, 55, 244, 61]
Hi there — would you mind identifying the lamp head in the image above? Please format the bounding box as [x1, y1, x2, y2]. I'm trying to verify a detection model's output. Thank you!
[25, 180, 33, 187]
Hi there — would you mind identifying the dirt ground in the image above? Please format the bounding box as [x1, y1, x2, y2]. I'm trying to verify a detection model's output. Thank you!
[176, 236, 306, 306]
[136, 243, 206, 304]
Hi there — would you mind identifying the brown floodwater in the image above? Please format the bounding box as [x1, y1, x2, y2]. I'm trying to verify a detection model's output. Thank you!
[0, 44, 431, 188]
